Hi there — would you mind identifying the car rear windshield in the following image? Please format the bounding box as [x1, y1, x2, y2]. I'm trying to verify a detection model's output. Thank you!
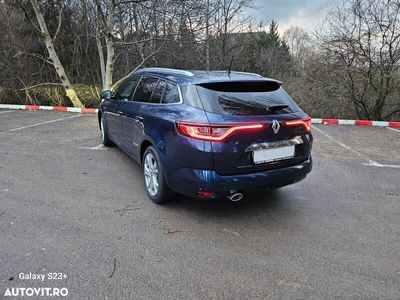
[196, 81, 300, 116]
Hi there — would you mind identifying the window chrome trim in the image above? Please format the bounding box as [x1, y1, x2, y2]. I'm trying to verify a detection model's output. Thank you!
[103, 111, 119, 117]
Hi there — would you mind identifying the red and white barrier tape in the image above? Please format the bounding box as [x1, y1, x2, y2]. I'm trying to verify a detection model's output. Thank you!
[311, 118, 400, 128]
[0, 104, 98, 114]
[0, 104, 399, 128]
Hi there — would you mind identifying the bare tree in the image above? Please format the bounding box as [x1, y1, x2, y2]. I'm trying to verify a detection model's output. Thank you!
[283, 26, 311, 70]
[95, 0, 116, 90]
[3, 0, 315, 115]
[319, 0, 400, 120]
[205, 0, 211, 70]
[94, 0, 169, 90]
[217, 0, 254, 66]
[29, 0, 83, 107]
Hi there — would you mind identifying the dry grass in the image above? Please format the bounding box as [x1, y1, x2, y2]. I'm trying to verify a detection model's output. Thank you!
[0, 85, 101, 108]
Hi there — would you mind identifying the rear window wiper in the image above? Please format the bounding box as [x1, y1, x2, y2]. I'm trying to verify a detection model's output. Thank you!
[265, 104, 289, 112]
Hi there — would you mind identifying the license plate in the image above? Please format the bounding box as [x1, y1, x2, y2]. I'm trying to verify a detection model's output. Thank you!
[253, 146, 295, 164]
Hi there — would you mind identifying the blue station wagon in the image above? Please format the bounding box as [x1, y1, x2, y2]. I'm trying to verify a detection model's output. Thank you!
[98, 68, 313, 203]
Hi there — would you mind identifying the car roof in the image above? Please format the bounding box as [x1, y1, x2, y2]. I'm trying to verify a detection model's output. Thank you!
[133, 68, 281, 86]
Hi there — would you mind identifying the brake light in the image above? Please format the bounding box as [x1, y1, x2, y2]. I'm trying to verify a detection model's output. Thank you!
[176, 122, 265, 141]
[283, 118, 312, 132]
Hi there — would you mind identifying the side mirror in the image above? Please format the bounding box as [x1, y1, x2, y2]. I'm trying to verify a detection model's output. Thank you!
[100, 90, 112, 101]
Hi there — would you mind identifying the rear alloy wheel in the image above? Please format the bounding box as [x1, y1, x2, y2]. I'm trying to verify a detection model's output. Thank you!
[100, 115, 114, 147]
[143, 146, 173, 204]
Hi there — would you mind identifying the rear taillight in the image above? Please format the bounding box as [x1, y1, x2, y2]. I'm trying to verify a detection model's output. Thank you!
[283, 118, 311, 132]
[176, 122, 265, 141]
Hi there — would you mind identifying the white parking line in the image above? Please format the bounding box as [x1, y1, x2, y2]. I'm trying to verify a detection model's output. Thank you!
[79, 144, 107, 151]
[4, 115, 83, 133]
[362, 162, 400, 168]
[312, 125, 400, 169]
[387, 127, 400, 133]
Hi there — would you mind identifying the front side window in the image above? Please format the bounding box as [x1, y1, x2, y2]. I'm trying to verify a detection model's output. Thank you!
[114, 77, 140, 100]
[162, 82, 180, 104]
[132, 76, 159, 103]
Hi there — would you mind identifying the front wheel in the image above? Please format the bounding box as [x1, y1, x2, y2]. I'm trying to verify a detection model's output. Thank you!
[142, 146, 173, 204]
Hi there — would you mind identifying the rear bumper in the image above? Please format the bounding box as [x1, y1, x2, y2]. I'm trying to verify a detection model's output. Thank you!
[168, 156, 312, 199]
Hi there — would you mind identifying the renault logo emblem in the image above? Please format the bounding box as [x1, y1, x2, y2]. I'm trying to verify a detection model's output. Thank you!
[272, 120, 280, 134]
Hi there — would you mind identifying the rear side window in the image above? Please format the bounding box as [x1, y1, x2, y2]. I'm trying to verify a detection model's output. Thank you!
[162, 82, 180, 104]
[196, 81, 300, 116]
[132, 76, 159, 103]
[150, 80, 166, 103]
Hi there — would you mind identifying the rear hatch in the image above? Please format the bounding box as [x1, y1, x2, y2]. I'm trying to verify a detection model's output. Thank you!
[196, 81, 312, 175]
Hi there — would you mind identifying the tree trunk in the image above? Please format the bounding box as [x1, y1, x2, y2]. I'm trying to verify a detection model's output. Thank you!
[96, 33, 106, 88]
[30, 0, 83, 108]
[96, 6, 106, 88]
[102, 0, 115, 90]
[205, 0, 210, 71]
[104, 34, 115, 90]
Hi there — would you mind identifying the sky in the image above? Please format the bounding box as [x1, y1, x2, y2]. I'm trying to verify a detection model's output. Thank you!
[250, 0, 333, 34]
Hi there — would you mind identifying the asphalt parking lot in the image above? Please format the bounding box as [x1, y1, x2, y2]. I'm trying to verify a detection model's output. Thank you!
[0, 110, 399, 299]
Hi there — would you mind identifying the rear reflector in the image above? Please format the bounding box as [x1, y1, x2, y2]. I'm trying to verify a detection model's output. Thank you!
[283, 118, 311, 132]
[197, 191, 216, 198]
[176, 122, 265, 141]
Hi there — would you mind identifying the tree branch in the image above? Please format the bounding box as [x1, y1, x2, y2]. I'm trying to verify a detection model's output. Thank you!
[14, 51, 54, 65]
[53, 5, 63, 42]
[19, 82, 63, 91]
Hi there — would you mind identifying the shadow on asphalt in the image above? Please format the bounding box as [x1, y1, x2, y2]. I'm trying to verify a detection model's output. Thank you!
[166, 189, 288, 216]
[112, 146, 297, 222]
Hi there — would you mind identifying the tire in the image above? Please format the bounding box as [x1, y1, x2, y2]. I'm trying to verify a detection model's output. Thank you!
[100, 115, 114, 147]
[142, 146, 173, 204]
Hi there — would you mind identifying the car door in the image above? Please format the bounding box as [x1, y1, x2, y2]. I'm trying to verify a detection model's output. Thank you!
[104, 98, 121, 143]
[108, 78, 140, 145]
[122, 76, 160, 160]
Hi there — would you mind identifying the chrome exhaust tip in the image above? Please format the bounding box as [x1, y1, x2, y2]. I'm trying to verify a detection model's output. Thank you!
[227, 193, 243, 202]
